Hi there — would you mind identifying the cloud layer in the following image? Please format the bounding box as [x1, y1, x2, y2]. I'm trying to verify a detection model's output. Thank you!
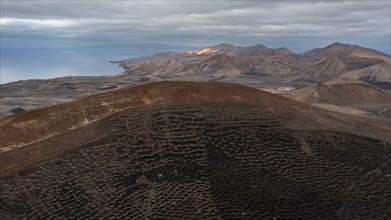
[1, 1, 390, 51]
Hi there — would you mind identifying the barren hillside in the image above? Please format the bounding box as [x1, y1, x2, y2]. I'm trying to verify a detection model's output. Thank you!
[1, 81, 390, 219]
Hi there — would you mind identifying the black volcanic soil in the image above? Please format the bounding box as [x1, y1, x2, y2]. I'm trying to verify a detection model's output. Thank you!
[0, 81, 390, 219]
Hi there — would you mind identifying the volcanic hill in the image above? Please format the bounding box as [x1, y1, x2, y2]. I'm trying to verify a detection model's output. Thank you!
[1, 81, 390, 219]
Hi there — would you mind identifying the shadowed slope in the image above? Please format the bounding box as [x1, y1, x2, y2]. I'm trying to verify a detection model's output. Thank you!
[343, 62, 391, 89]
[294, 55, 383, 83]
[0, 81, 390, 219]
[289, 79, 391, 118]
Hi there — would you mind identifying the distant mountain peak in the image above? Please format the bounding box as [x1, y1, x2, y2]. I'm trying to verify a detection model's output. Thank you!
[250, 44, 269, 49]
[323, 42, 356, 51]
[184, 44, 237, 55]
[194, 47, 218, 55]
[302, 42, 390, 63]
[328, 42, 348, 47]
[275, 47, 293, 54]
[329, 42, 364, 49]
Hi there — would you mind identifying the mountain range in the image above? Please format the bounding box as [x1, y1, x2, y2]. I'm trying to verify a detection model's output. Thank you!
[0, 42, 390, 119]
[114, 42, 390, 88]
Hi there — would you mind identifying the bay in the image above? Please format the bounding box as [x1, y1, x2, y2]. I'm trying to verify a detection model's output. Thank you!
[0, 47, 163, 84]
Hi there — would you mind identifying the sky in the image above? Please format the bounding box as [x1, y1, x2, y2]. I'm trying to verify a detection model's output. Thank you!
[1, 0, 390, 83]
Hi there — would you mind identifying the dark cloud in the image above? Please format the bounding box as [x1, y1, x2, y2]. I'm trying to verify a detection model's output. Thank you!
[1, 1, 389, 39]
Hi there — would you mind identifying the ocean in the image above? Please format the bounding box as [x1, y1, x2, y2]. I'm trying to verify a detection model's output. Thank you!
[0, 47, 165, 84]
